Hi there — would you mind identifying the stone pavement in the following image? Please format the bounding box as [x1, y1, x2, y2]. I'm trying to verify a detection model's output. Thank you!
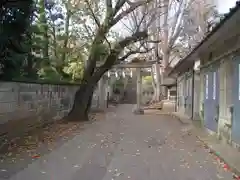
[3, 105, 234, 180]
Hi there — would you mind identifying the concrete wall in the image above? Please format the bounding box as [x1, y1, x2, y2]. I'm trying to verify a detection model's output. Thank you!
[185, 73, 193, 117]
[0, 81, 99, 143]
[198, 29, 240, 147]
[199, 72, 205, 121]
[173, 10, 240, 148]
[193, 72, 201, 120]
[177, 75, 185, 114]
[199, 56, 236, 145]
[218, 58, 233, 143]
[176, 70, 201, 121]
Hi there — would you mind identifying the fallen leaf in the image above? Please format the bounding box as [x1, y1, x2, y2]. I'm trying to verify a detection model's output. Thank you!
[222, 164, 230, 171]
[32, 155, 40, 159]
[233, 174, 240, 180]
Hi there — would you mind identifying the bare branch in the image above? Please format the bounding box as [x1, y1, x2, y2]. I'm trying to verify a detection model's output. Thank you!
[118, 31, 148, 48]
[127, 3, 166, 35]
[119, 19, 135, 33]
[146, 39, 162, 43]
[134, 10, 146, 32]
[130, 9, 139, 30]
[168, 0, 185, 48]
[84, 0, 113, 50]
[118, 47, 154, 61]
[83, 23, 95, 38]
[111, 0, 152, 26]
[96, 30, 149, 72]
[114, 0, 127, 15]
[84, 0, 101, 27]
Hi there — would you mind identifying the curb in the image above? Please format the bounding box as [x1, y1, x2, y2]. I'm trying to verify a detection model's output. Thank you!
[196, 136, 240, 177]
[169, 112, 240, 177]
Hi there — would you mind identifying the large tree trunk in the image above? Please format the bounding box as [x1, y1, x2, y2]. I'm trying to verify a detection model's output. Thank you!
[67, 64, 108, 121]
[67, 83, 95, 121]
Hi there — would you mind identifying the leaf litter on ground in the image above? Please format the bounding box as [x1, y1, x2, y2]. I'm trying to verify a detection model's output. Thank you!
[0, 113, 104, 164]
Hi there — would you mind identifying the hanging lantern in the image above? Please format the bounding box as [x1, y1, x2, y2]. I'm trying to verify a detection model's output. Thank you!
[130, 70, 133, 77]
[115, 71, 118, 78]
[107, 71, 110, 77]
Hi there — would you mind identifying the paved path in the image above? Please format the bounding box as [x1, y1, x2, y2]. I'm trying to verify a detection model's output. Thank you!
[6, 105, 233, 180]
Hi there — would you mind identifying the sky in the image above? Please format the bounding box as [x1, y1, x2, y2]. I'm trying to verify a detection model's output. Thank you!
[217, 0, 237, 13]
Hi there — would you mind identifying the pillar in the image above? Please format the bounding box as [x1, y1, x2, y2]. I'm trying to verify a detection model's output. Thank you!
[98, 77, 106, 110]
[133, 68, 144, 114]
[167, 88, 170, 100]
[155, 62, 161, 101]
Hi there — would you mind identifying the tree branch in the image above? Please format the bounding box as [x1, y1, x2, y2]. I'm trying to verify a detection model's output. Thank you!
[84, 0, 101, 27]
[106, 0, 113, 20]
[111, 0, 152, 26]
[168, 0, 186, 49]
[118, 47, 154, 61]
[106, 0, 113, 9]
[95, 30, 149, 76]
[118, 31, 148, 48]
[119, 19, 135, 33]
[113, 0, 127, 16]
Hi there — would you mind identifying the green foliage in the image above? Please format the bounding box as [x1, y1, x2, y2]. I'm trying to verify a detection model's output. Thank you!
[143, 76, 153, 85]
[0, 0, 88, 82]
[63, 61, 84, 81]
[112, 78, 124, 90]
[0, 0, 34, 79]
[38, 66, 61, 80]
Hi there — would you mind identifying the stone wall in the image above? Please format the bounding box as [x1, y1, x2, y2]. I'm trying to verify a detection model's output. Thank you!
[0, 81, 99, 145]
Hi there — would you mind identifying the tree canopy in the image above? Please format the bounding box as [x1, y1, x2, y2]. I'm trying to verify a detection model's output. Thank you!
[0, 0, 221, 120]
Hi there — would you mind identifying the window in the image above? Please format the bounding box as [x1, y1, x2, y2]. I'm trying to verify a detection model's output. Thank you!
[205, 74, 209, 99]
[213, 72, 216, 100]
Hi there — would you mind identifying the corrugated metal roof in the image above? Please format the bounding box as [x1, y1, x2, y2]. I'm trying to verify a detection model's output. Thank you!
[168, 1, 240, 76]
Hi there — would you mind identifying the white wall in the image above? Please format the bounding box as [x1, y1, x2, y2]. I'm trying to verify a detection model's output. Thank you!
[218, 57, 233, 142]
[193, 72, 201, 120]
[177, 75, 186, 114]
